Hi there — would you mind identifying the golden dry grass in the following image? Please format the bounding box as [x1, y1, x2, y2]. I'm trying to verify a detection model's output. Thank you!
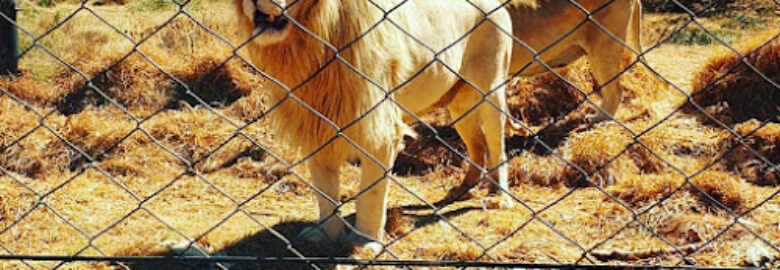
[1, 1, 779, 269]
[688, 32, 780, 125]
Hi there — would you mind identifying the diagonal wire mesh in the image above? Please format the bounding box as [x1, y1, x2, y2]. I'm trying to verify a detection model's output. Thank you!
[0, 0, 778, 269]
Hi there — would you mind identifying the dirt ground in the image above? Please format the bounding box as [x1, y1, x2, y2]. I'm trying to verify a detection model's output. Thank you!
[0, 1, 778, 269]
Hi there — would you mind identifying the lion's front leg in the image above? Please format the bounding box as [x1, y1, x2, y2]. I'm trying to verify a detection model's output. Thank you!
[299, 159, 344, 243]
[348, 148, 394, 255]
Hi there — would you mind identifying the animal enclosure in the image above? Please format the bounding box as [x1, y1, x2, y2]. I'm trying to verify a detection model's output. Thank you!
[0, 0, 779, 269]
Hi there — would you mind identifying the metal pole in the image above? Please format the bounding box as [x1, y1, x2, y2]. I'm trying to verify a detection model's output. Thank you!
[0, 0, 19, 75]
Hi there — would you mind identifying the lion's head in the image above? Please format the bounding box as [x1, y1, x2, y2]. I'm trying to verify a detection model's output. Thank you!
[234, 0, 293, 46]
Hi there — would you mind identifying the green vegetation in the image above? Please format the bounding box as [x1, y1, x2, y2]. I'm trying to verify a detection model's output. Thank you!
[642, 0, 736, 15]
[668, 13, 767, 45]
[724, 14, 765, 29]
[35, 0, 65, 7]
[127, 0, 176, 12]
[669, 28, 729, 45]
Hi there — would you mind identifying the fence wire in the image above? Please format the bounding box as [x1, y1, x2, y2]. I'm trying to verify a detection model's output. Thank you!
[0, 0, 778, 269]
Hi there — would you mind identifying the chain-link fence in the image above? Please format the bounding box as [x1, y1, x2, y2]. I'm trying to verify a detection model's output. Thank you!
[0, 0, 778, 269]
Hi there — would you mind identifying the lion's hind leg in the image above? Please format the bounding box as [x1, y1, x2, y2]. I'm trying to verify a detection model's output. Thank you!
[450, 9, 514, 208]
[443, 81, 489, 203]
[584, 1, 636, 123]
[443, 80, 513, 208]
[479, 91, 514, 209]
[585, 41, 625, 123]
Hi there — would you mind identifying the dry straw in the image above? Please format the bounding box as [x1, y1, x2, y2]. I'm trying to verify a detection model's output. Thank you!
[0, 1, 778, 269]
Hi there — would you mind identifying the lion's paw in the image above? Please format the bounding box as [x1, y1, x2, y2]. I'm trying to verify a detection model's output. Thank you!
[359, 242, 383, 257]
[341, 231, 384, 261]
[483, 194, 515, 210]
[443, 186, 477, 203]
[350, 241, 384, 260]
[499, 195, 516, 209]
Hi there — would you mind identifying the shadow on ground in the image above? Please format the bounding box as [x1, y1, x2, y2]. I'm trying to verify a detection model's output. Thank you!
[128, 204, 481, 270]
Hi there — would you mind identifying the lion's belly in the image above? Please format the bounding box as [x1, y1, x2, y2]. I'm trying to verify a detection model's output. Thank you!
[393, 62, 462, 117]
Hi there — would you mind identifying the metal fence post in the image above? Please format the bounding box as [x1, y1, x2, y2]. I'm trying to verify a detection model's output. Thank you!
[0, 0, 19, 75]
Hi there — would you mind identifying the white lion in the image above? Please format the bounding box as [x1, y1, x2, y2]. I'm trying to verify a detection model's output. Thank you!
[507, 0, 642, 122]
[233, 0, 641, 251]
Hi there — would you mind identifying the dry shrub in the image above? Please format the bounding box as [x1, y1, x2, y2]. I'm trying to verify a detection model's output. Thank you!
[0, 178, 39, 228]
[5, 2, 248, 113]
[57, 54, 255, 117]
[225, 87, 269, 123]
[95, 139, 187, 197]
[46, 169, 140, 234]
[1, 106, 128, 179]
[509, 152, 570, 187]
[690, 170, 746, 212]
[642, 117, 725, 159]
[641, 0, 736, 14]
[508, 53, 660, 129]
[503, 59, 602, 188]
[509, 123, 660, 189]
[140, 108, 250, 172]
[724, 120, 779, 186]
[0, 127, 73, 179]
[394, 121, 465, 176]
[619, 60, 671, 121]
[0, 75, 63, 106]
[0, 95, 40, 145]
[505, 55, 668, 188]
[608, 173, 685, 204]
[561, 124, 634, 187]
[173, 58, 257, 109]
[641, 199, 736, 248]
[688, 34, 779, 125]
[222, 156, 287, 184]
[0, 102, 258, 184]
[58, 106, 135, 158]
[507, 58, 593, 127]
[56, 55, 176, 116]
[634, 116, 730, 177]
[385, 207, 414, 239]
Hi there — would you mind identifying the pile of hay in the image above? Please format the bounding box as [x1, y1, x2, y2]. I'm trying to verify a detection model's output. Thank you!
[725, 120, 779, 186]
[507, 58, 594, 128]
[685, 34, 779, 188]
[688, 36, 779, 126]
